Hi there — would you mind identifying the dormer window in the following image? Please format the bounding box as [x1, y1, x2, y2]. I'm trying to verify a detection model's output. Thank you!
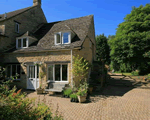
[16, 38, 28, 49]
[55, 32, 71, 45]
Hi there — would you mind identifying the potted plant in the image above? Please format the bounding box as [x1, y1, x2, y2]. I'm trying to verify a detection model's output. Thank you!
[63, 87, 72, 98]
[36, 85, 44, 94]
[70, 93, 78, 102]
[77, 81, 88, 103]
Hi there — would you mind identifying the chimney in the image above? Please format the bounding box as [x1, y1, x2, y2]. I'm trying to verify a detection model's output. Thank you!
[4, 13, 7, 19]
[33, 0, 41, 6]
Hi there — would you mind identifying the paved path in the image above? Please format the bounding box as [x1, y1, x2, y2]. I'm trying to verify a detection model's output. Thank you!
[26, 86, 150, 120]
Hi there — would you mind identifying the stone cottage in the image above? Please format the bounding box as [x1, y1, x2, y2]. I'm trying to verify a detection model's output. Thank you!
[0, 0, 96, 90]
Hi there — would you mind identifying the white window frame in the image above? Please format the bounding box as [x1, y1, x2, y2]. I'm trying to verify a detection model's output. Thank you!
[6, 64, 21, 80]
[15, 22, 19, 33]
[47, 64, 68, 82]
[55, 32, 61, 45]
[62, 32, 71, 44]
[54, 32, 71, 45]
[16, 37, 29, 49]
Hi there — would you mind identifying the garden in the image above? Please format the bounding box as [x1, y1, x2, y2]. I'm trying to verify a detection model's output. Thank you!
[0, 54, 102, 119]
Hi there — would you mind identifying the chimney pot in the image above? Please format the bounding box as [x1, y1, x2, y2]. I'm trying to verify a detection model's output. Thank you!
[33, 0, 41, 6]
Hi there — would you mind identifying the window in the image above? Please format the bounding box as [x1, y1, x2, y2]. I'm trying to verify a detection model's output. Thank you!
[63, 33, 69, 44]
[7, 64, 21, 80]
[16, 38, 28, 49]
[18, 39, 21, 48]
[15, 22, 19, 33]
[47, 64, 68, 81]
[55, 32, 70, 45]
[56, 33, 61, 44]
[23, 38, 27, 47]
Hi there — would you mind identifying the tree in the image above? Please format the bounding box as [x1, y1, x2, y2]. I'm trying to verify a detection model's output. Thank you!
[109, 4, 150, 74]
[96, 34, 110, 65]
[72, 55, 91, 87]
[108, 35, 115, 41]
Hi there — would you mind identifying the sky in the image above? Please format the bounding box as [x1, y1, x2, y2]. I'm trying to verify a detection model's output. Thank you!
[0, 0, 150, 37]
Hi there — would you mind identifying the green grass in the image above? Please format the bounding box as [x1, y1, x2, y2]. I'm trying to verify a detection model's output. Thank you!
[122, 73, 132, 76]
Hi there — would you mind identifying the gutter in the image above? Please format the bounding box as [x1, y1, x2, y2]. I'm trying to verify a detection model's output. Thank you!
[3, 47, 81, 54]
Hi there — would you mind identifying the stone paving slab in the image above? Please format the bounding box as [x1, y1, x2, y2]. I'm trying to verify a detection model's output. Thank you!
[26, 87, 150, 120]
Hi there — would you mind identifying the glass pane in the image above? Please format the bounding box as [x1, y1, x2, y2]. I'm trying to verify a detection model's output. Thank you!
[55, 65, 60, 81]
[63, 33, 69, 43]
[12, 65, 16, 77]
[7, 66, 11, 77]
[37, 65, 39, 78]
[62, 65, 67, 81]
[56, 34, 60, 43]
[16, 23, 19, 32]
[23, 38, 27, 47]
[48, 65, 53, 80]
[17, 65, 21, 79]
[29, 66, 35, 78]
[18, 39, 21, 48]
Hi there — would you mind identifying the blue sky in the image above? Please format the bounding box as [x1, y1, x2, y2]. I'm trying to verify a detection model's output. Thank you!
[0, 0, 150, 37]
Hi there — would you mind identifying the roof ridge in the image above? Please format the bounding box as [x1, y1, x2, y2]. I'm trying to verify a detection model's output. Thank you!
[48, 14, 93, 23]
[0, 5, 37, 22]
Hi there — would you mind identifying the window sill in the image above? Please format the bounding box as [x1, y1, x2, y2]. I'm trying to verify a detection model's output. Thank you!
[47, 80, 68, 83]
[17, 47, 28, 49]
[55, 43, 70, 46]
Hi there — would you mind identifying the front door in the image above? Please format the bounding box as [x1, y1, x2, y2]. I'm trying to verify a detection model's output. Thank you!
[27, 65, 39, 90]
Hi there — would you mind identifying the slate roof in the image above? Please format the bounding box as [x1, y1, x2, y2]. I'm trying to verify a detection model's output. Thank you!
[0, 6, 35, 21]
[6, 15, 93, 53]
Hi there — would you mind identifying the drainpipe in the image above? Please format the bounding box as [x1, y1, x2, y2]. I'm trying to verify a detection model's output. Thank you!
[71, 49, 73, 87]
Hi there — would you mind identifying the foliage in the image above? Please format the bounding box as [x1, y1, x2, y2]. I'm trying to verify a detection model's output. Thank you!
[77, 81, 88, 96]
[0, 80, 13, 96]
[0, 84, 63, 120]
[147, 73, 150, 77]
[72, 55, 91, 87]
[108, 35, 115, 41]
[131, 70, 139, 76]
[0, 67, 63, 120]
[147, 73, 150, 80]
[109, 4, 150, 74]
[38, 63, 46, 89]
[63, 88, 72, 97]
[96, 34, 111, 65]
[69, 93, 78, 99]
[0, 66, 5, 79]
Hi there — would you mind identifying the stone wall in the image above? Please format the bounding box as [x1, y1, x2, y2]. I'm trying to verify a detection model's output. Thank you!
[2, 36, 94, 89]
[87, 15, 96, 61]
[0, 5, 47, 51]
[3, 50, 72, 89]
[73, 37, 93, 84]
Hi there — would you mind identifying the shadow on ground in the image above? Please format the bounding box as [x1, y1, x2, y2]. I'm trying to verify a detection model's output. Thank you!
[86, 85, 134, 103]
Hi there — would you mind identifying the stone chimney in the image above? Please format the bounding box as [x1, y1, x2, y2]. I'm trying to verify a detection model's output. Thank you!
[33, 0, 41, 6]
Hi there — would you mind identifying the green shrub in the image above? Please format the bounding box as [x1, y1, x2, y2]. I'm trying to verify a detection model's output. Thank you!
[72, 55, 91, 87]
[0, 81, 63, 120]
[131, 70, 139, 76]
[77, 81, 88, 96]
[70, 93, 78, 99]
[63, 88, 72, 97]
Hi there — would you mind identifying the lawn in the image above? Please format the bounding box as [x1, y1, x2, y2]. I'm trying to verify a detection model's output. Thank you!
[114, 72, 150, 81]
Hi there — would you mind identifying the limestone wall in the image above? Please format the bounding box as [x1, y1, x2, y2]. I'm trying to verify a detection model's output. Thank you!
[0, 6, 47, 51]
